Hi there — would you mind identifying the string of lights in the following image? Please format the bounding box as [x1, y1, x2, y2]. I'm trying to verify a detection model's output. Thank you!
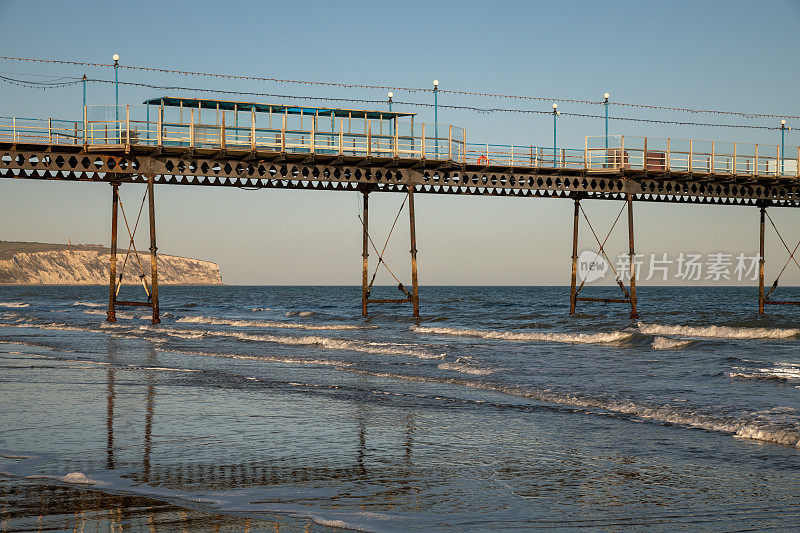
[82, 78, 786, 131]
[0, 55, 796, 120]
[0, 72, 788, 131]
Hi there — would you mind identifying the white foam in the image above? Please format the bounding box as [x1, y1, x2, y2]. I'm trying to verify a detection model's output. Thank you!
[153, 325, 441, 359]
[177, 315, 370, 331]
[412, 325, 633, 344]
[652, 336, 694, 350]
[0, 302, 29, 308]
[72, 301, 104, 308]
[251, 307, 271, 312]
[286, 310, 314, 317]
[349, 369, 800, 448]
[438, 357, 498, 376]
[638, 322, 800, 340]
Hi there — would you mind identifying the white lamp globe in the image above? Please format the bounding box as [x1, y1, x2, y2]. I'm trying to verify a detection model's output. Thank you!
[112, 54, 120, 61]
[388, 92, 393, 98]
[433, 80, 439, 87]
[552, 103, 558, 109]
[604, 92, 610, 99]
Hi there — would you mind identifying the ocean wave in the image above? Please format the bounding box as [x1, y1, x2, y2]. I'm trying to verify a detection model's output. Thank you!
[149, 325, 442, 359]
[176, 315, 370, 331]
[286, 311, 314, 317]
[251, 307, 271, 312]
[638, 322, 800, 340]
[728, 363, 800, 383]
[412, 325, 633, 344]
[652, 336, 694, 350]
[348, 369, 800, 448]
[72, 301, 104, 308]
[169, 348, 355, 368]
[0, 302, 29, 308]
[438, 357, 498, 376]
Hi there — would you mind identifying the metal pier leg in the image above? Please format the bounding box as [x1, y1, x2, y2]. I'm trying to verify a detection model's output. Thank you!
[408, 186, 420, 318]
[361, 191, 369, 317]
[627, 193, 639, 319]
[759, 204, 766, 314]
[569, 197, 580, 315]
[147, 174, 160, 325]
[107, 182, 119, 323]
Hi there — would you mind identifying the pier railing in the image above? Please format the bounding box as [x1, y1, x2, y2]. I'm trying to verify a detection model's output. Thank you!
[587, 135, 799, 177]
[1, 109, 798, 178]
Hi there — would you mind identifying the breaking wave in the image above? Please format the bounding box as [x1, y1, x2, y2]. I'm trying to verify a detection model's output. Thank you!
[652, 336, 694, 350]
[176, 315, 370, 331]
[72, 301, 104, 308]
[149, 325, 443, 359]
[638, 322, 800, 340]
[286, 311, 314, 317]
[350, 369, 800, 448]
[412, 325, 634, 344]
[437, 357, 498, 376]
[0, 302, 29, 308]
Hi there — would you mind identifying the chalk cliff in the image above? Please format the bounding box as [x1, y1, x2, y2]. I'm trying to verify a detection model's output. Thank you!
[0, 241, 222, 285]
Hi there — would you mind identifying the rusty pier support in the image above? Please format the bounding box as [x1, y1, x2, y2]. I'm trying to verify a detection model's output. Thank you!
[107, 181, 119, 322]
[627, 192, 638, 320]
[569, 196, 580, 315]
[361, 190, 369, 316]
[147, 174, 160, 324]
[408, 185, 420, 318]
[106, 175, 160, 325]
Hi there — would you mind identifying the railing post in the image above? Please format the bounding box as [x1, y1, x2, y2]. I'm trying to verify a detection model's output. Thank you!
[367, 121, 372, 157]
[584, 137, 588, 170]
[462, 128, 466, 164]
[84, 106, 88, 145]
[251, 107, 256, 151]
[561, 148, 565, 168]
[48, 118, 52, 144]
[510, 144, 514, 167]
[339, 118, 344, 155]
[281, 114, 286, 152]
[394, 123, 399, 158]
[421, 123, 426, 158]
[125, 105, 130, 147]
[689, 140, 693, 172]
[666, 138, 671, 171]
[620, 135, 625, 169]
[189, 109, 195, 148]
[711, 140, 715, 173]
[157, 107, 162, 147]
[12, 117, 15, 142]
[797, 146, 799, 178]
[643, 137, 648, 172]
[776, 145, 780, 176]
[754, 144, 758, 176]
[310, 116, 316, 154]
[448, 124, 453, 160]
[733, 142, 737, 174]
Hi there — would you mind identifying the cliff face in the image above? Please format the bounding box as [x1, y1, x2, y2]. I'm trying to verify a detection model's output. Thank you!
[0, 242, 222, 285]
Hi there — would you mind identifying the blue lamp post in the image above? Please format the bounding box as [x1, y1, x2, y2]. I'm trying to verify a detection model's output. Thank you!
[552, 103, 560, 166]
[113, 53, 120, 142]
[82, 74, 86, 109]
[433, 80, 439, 156]
[780, 119, 787, 175]
[603, 92, 609, 151]
[388, 92, 394, 137]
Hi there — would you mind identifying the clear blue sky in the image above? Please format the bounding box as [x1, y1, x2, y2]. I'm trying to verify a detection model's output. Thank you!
[1, 0, 798, 285]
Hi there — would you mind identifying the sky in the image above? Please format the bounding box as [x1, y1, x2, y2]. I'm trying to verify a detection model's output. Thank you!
[0, 0, 799, 286]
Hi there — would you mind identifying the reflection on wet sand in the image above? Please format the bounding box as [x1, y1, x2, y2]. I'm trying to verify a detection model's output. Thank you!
[0, 477, 310, 532]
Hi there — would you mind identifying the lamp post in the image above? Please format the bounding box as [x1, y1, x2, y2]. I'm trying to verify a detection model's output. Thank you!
[113, 54, 120, 143]
[388, 92, 393, 137]
[603, 92, 610, 151]
[82, 74, 87, 109]
[552, 103, 560, 167]
[780, 119, 788, 175]
[433, 80, 439, 156]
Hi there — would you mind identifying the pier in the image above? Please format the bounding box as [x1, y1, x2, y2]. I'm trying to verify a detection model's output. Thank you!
[2, 97, 799, 322]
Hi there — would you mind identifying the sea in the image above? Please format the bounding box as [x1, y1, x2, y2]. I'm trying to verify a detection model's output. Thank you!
[0, 285, 799, 531]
